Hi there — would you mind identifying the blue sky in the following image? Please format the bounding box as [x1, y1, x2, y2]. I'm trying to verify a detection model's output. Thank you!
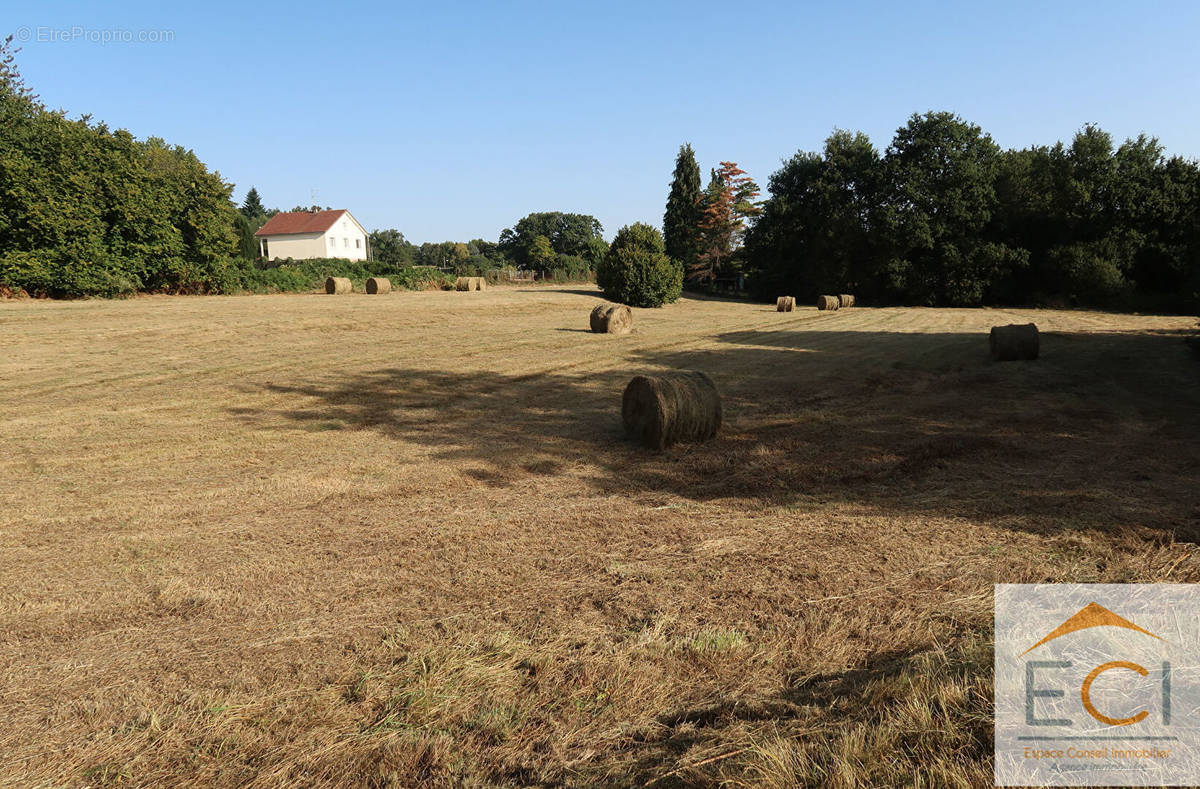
[9, 1, 1200, 242]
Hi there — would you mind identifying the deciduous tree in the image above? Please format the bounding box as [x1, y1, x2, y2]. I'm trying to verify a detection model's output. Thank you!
[692, 162, 760, 282]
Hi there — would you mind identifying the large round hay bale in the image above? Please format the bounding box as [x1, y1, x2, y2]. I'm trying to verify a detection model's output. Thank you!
[590, 303, 633, 334]
[622, 371, 722, 450]
[838, 294, 855, 308]
[325, 277, 352, 295]
[473, 276, 487, 291]
[776, 296, 795, 312]
[455, 277, 473, 291]
[817, 295, 840, 311]
[365, 277, 391, 294]
[990, 323, 1040, 361]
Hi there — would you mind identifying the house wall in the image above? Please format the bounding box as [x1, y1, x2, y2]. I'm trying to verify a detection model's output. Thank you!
[260, 232, 327, 261]
[319, 214, 368, 261]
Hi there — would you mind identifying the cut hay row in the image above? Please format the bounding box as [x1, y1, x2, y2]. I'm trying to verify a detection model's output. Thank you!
[622, 371, 722, 450]
[590, 303, 633, 334]
[990, 323, 1039, 360]
[817, 295, 840, 311]
[776, 296, 795, 312]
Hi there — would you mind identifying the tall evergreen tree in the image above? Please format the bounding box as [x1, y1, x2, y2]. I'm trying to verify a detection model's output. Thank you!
[233, 213, 258, 260]
[240, 187, 266, 219]
[663, 143, 702, 268]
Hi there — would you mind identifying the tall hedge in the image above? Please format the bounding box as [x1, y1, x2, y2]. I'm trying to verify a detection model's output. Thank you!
[0, 38, 238, 297]
[597, 223, 682, 307]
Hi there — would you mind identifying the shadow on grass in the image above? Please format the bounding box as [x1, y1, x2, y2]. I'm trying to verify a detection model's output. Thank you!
[619, 634, 995, 787]
[231, 326, 1200, 540]
[512, 287, 602, 298]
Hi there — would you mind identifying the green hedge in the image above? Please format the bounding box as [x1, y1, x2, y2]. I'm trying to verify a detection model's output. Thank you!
[237, 258, 454, 294]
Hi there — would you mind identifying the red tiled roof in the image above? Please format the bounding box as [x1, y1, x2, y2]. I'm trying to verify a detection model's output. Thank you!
[254, 209, 347, 237]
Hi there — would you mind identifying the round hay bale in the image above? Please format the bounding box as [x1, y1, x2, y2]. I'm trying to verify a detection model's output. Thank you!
[990, 323, 1040, 361]
[325, 277, 352, 295]
[817, 295, 840, 311]
[590, 303, 633, 334]
[776, 296, 795, 312]
[838, 294, 855, 308]
[622, 371, 722, 450]
[473, 276, 487, 291]
[365, 277, 391, 294]
[455, 277, 473, 291]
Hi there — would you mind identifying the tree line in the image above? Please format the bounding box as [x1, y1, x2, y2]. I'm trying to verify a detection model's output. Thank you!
[366, 211, 608, 280]
[666, 113, 1200, 311]
[0, 36, 242, 297]
[0, 37, 609, 297]
[5, 25, 1197, 311]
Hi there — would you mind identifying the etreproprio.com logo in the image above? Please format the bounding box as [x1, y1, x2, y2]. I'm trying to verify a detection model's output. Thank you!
[995, 584, 1200, 786]
[15, 26, 175, 45]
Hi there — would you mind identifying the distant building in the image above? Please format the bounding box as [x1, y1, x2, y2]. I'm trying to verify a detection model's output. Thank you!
[254, 209, 368, 261]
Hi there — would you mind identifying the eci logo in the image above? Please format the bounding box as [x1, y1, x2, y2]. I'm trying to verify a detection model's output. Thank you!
[1023, 601, 1170, 729]
[994, 584, 1199, 787]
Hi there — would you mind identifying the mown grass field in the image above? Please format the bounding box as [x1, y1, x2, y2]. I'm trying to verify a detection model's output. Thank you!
[1, 286, 1198, 787]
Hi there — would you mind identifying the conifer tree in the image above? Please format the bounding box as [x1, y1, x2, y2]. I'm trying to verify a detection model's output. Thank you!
[240, 187, 266, 220]
[663, 143, 702, 268]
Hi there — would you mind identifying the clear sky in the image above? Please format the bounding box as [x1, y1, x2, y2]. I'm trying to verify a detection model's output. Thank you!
[9, 1, 1200, 242]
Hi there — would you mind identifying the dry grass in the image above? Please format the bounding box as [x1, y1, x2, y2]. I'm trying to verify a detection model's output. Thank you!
[1, 286, 1198, 787]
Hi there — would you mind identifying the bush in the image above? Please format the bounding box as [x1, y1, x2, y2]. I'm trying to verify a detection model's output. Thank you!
[233, 258, 453, 294]
[597, 223, 682, 307]
[389, 266, 456, 291]
[0, 249, 140, 298]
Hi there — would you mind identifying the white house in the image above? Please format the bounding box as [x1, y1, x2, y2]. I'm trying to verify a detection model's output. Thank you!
[254, 209, 369, 261]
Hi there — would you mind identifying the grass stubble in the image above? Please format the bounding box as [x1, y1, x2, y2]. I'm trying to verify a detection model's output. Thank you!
[0, 287, 1197, 787]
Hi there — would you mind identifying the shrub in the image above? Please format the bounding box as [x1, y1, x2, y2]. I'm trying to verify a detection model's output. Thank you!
[389, 266, 455, 291]
[597, 223, 682, 307]
[232, 259, 453, 294]
[0, 249, 140, 298]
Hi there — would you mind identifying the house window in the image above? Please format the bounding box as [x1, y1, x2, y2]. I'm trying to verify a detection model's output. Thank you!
[343, 238, 348, 247]
[355, 239, 361, 249]
[261, 239, 268, 258]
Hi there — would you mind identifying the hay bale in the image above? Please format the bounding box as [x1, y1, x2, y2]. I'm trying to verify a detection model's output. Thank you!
[776, 296, 795, 312]
[590, 303, 633, 334]
[325, 277, 352, 295]
[473, 276, 487, 291]
[455, 277, 473, 291]
[989, 323, 1040, 361]
[365, 277, 391, 294]
[838, 294, 855, 308]
[622, 371, 722, 450]
[817, 295, 840, 311]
